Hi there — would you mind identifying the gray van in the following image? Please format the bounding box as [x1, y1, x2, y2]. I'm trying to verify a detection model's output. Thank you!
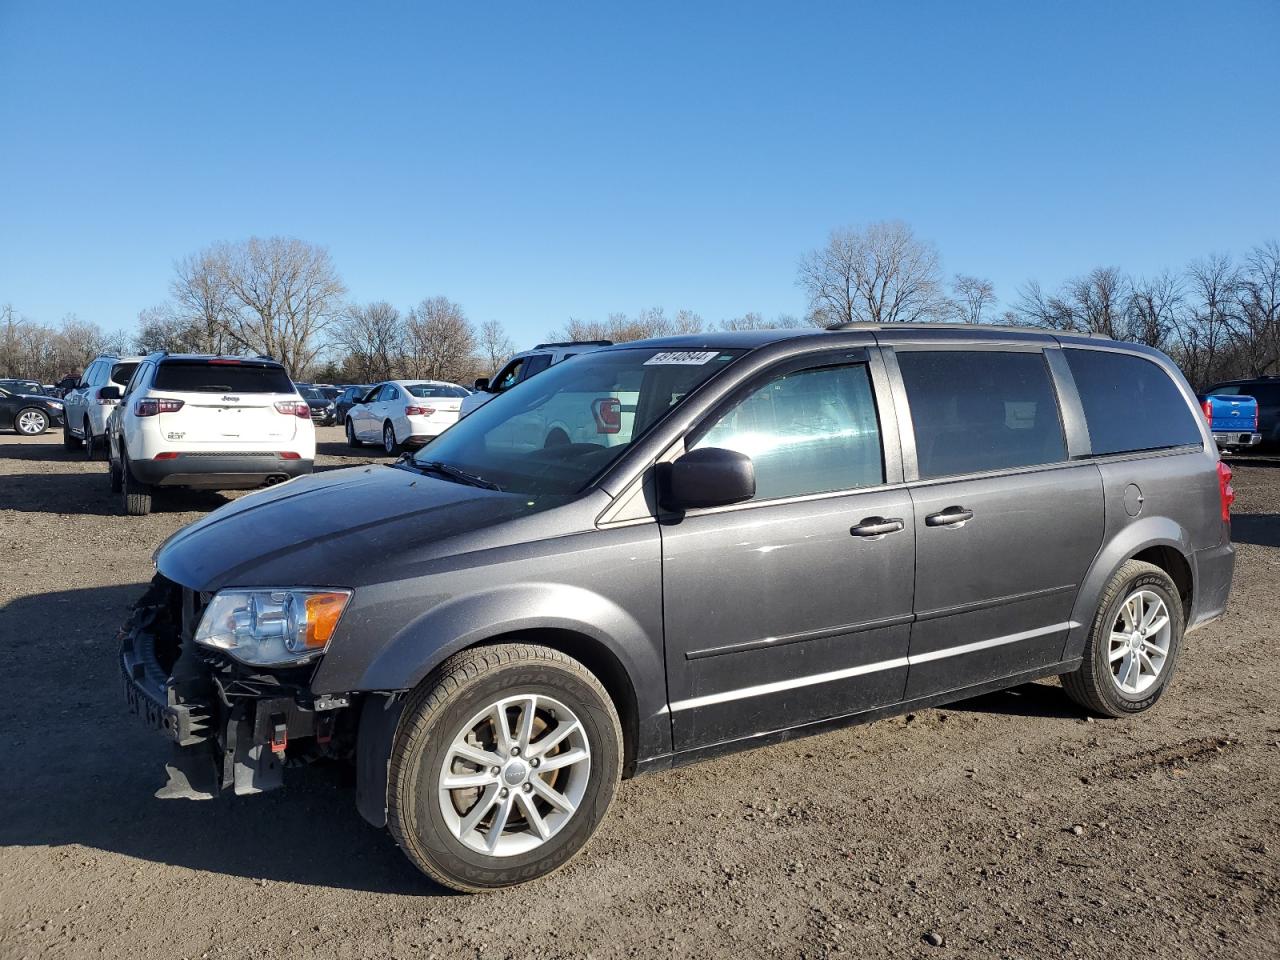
[120, 324, 1235, 891]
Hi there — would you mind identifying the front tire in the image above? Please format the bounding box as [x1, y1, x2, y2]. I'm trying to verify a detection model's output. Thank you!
[62, 419, 80, 449]
[387, 643, 623, 893]
[83, 420, 98, 460]
[121, 454, 153, 516]
[15, 407, 49, 436]
[1061, 560, 1184, 717]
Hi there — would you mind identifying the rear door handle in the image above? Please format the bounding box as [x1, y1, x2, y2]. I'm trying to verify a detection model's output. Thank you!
[925, 506, 974, 527]
[850, 516, 905, 538]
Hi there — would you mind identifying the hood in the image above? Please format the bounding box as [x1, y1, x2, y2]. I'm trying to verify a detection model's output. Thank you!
[155, 464, 546, 591]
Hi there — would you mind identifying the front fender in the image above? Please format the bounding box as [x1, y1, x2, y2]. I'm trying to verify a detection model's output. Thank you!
[1061, 515, 1193, 661]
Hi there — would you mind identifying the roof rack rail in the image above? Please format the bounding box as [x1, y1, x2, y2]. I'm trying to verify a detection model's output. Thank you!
[532, 340, 614, 349]
[823, 321, 1112, 339]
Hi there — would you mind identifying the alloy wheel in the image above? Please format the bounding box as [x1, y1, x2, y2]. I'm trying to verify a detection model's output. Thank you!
[437, 694, 591, 857]
[17, 409, 48, 435]
[1108, 589, 1172, 695]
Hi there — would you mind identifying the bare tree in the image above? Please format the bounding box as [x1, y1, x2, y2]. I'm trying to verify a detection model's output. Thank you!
[477, 319, 515, 374]
[548, 307, 706, 343]
[718, 312, 809, 331]
[950, 275, 996, 324]
[214, 236, 347, 377]
[797, 221, 947, 325]
[1016, 267, 1131, 338]
[1126, 272, 1182, 349]
[170, 249, 235, 354]
[1179, 254, 1238, 386]
[331, 301, 403, 382]
[403, 296, 477, 382]
[1231, 240, 1280, 376]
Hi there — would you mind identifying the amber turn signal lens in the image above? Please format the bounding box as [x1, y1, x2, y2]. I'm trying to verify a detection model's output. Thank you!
[302, 592, 349, 649]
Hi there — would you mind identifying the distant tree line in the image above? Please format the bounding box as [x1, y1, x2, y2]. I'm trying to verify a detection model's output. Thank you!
[3, 226, 1276, 390]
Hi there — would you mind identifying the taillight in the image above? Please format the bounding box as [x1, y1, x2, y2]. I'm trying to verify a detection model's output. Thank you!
[405, 406, 435, 417]
[96, 388, 117, 405]
[592, 397, 622, 435]
[1217, 461, 1234, 524]
[1254, 406, 1260, 431]
[274, 401, 311, 419]
[134, 398, 184, 417]
[1201, 399, 1213, 422]
[279, 451, 301, 460]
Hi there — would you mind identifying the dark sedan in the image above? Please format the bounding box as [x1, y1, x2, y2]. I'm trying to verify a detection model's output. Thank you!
[334, 384, 372, 422]
[0, 385, 65, 435]
[299, 386, 338, 425]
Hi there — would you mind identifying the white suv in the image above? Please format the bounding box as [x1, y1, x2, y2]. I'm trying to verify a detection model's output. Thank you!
[61, 354, 144, 458]
[106, 353, 315, 515]
[458, 340, 612, 418]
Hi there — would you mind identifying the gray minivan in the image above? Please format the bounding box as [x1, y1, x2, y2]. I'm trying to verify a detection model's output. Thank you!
[120, 324, 1235, 891]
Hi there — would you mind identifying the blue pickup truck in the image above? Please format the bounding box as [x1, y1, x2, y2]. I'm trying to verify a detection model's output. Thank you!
[1199, 392, 1261, 452]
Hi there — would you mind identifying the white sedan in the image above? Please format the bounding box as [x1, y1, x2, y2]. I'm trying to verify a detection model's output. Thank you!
[345, 380, 470, 454]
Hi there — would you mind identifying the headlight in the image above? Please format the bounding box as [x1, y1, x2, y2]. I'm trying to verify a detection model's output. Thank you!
[194, 588, 351, 666]
[47, 400, 63, 408]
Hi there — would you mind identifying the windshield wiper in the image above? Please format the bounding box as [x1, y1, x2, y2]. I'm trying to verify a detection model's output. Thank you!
[404, 458, 503, 491]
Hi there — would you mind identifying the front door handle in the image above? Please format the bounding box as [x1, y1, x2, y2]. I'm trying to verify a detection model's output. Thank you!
[925, 506, 974, 527]
[850, 516, 905, 538]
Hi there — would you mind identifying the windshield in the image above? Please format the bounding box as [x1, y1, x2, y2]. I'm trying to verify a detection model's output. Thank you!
[300, 387, 325, 400]
[406, 383, 469, 399]
[412, 347, 743, 495]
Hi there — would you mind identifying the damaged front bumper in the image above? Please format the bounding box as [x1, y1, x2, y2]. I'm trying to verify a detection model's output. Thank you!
[119, 576, 353, 800]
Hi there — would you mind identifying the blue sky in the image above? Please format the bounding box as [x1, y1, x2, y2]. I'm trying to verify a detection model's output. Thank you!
[1, 1, 1277, 348]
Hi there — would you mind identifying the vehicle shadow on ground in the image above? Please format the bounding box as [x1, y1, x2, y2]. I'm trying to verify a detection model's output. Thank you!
[0, 437, 85, 462]
[0, 471, 231, 516]
[0, 582, 443, 896]
[1231, 513, 1280, 548]
[947, 680, 1084, 719]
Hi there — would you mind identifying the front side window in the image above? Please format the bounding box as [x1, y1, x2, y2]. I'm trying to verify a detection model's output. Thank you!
[493, 359, 525, 391]
[898, 350, 1067, 479]
[523, 354, 553, 378]
[1064, 349, 1202, 456]
[110, 362, 138, 387]
[691, 363, 884, 501]
[413, 347, 743, 496]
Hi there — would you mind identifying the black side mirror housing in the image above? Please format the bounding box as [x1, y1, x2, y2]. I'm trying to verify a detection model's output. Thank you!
[474, 377, 490, 392]
[660, 447, 756, 511]
[98, 385, 122, 401]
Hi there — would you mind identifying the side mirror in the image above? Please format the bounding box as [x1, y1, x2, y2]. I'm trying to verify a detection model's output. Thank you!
[98, 385, 122, 401]
[660, 447, 756, 511]
[474, 377, 490, 392]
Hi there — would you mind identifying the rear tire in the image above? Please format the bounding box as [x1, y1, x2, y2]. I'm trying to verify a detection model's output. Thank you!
[83, 420, 98, 460]
[346, 418, 363, 448]
[1061, 560, 1184, 717]
[121, 454, 153, 516]
[383, 422, 399, 455]
[387, 643, 623, 893]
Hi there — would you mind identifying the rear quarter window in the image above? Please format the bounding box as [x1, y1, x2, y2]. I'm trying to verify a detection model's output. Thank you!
[152, 361, 294, 394]
[1064, 349, 1202, 455]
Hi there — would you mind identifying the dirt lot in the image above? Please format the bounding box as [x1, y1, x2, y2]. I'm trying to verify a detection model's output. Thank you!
[1, 428, 1278, 960]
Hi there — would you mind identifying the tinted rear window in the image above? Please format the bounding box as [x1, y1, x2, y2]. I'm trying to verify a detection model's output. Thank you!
[898, 350, 1067, 479]
[1065, 349, 1202, 455]
[406, 383, 469, 398]
[152, 361, 294, 394]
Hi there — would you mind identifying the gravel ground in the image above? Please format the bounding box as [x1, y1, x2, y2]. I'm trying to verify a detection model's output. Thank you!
[1, 428, 1278, 960]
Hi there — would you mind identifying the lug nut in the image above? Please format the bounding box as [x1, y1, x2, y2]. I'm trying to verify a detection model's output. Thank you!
[522, 783, 533, 793]
[530, 757, 540, 768]
[490, 766, 500, 775]
[510, 746, 520, 756]
[499, 788, 509, 798]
